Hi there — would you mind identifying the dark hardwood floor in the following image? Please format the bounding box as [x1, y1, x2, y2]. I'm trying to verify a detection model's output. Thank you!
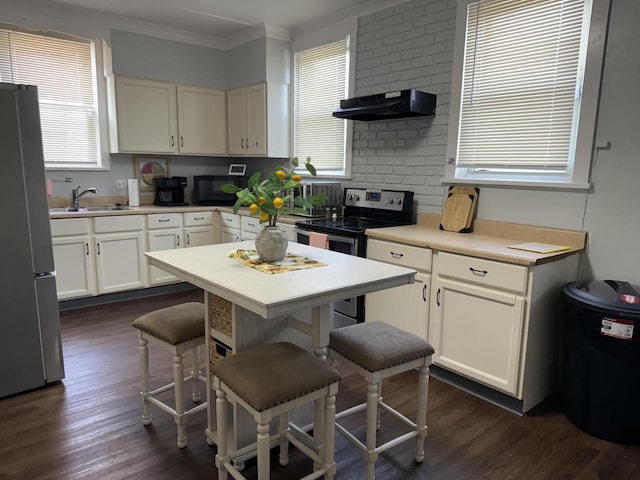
[1, 289, 638, 479]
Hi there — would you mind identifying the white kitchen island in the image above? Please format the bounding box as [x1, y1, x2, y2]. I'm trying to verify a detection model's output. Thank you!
[145, 241, 415, 459]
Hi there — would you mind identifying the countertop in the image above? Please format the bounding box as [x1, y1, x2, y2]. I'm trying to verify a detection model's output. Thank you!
[365, 214, 587, 266]
[146, 242, 415, 319]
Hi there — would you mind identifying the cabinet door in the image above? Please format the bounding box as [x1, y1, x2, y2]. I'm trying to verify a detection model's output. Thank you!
[365, 271, 430, 340]
[431, 278, 525, 395]
[147, 229, 181, 285]
[185, 226, 215, 248]
[95, 231, 147, 294]
[245, 83, 266, 155]
[227, 88, 246, 155]
[115, 77, 178, 153]
[177, 85, 227, 155]
[221, 228, 240, 243]
[52, 235, 96, 300]
[240, 230, 257, 241]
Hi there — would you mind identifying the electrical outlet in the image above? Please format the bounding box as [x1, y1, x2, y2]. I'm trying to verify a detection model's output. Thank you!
[65, 177, 73, 183]
[116, 179, 127, 190]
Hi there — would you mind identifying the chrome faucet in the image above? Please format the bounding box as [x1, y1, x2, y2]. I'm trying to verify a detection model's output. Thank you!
[71, 185, 97, 210]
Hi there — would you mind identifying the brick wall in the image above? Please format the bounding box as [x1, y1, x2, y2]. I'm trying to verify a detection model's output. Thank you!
[344, 0, 457, 214]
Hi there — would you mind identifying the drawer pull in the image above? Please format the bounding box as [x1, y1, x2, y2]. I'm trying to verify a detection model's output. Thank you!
[469, 267, 488, 276]
[194, 216, 205, 221]
[158, 219, 171, 223]
[390, 251, 404, 259]
[422, 284, 427, 302]
[436, 288, 440, 306]
[86, 243, 89, 256]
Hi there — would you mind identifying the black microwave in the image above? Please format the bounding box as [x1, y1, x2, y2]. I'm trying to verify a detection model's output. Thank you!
[193, 175, 245, 206]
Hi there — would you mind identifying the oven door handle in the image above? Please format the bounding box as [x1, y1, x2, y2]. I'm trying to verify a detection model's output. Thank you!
[294, 228, 357, 245]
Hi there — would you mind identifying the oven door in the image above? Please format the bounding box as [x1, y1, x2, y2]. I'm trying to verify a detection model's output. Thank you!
[294, 228, 359, 318]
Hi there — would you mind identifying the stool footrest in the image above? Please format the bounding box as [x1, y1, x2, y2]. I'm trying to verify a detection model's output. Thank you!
[335, 402, 367, 420]
[379, 401, 417, 429]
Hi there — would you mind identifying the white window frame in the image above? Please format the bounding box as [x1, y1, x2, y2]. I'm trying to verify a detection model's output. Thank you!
[291, 20, 357, 179]
[0, 25, 110, 171]
[445, 0, 610, 190]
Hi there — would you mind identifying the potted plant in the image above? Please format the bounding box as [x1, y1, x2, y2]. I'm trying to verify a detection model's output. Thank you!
[221, 156, 327, 261]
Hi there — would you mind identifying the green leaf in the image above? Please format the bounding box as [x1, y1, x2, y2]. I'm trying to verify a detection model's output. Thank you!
[232, 198, 243, 213]
[247, 171, 261, 189]
[308, 194, 327, 205]
[291, 156, 299, 167]
[220, 184, 240, 194]
[305, 163, 317, 176]
[282, 180, 299, 190]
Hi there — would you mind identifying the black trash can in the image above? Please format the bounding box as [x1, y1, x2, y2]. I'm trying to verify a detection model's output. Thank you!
[562, 280, 640, 444]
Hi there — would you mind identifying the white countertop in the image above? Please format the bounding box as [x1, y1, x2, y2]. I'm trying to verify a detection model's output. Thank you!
[146, 241, 416, 319]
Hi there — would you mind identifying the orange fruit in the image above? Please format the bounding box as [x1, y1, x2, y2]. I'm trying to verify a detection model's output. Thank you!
[292, 174, 302, 182]
[258, 197, 266, 205]
[259, 211, 270, 221]
[249, 203, 258, 213]
[273, 197, 284, 209]
[276, 170, 286, 180]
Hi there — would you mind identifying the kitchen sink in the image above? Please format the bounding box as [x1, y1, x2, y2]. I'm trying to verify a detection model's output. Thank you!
[49, 205, 132, 213]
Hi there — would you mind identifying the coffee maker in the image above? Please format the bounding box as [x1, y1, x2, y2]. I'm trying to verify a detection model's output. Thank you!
[153, 176, 188, 206]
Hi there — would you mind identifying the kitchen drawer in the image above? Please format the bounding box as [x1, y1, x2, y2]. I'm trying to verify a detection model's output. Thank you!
[94, 215, 144, 233]
[220, 212, 240, 229]
[367, 239, 432, 272]
[184, 211, 214, 227]
[437, 252, 528, 294]
[241, 215, 262, 234]
[50, 218, 91, 237]
[147, 213, 182, 229]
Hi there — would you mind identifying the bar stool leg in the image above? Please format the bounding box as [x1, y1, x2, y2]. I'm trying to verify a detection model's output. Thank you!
[257, 422, 271, 480]
[191, 346, 201, 402]
[365, 382, 379, 480]
[376, 381, 383, 430]
[324, 389, 337, 480]
[215, 387, 229, 480]
[139, 337, 152, 425]
[415, 364, 430, 463]
[278, 413, 290, 466]
[173, 353, 187, 448]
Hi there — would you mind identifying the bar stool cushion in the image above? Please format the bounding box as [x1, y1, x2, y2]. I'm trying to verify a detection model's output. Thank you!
[212, 342, 341, 412]
[131, 302, 205, 345]
[330, 321, 434, 372]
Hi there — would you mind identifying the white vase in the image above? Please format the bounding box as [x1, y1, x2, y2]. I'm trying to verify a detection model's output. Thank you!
[255, 226, 288, 262]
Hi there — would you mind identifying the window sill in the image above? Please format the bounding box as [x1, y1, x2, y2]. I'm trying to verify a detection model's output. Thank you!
[441, 176, 590, 192]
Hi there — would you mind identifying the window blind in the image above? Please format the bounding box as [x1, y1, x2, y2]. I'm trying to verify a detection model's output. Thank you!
[0, 28, 98, 166]
[456, 0, 588, 173]
[294, 38, 348, 172]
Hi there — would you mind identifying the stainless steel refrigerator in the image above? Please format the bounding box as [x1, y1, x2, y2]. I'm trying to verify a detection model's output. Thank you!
[0, 82, 65, 398]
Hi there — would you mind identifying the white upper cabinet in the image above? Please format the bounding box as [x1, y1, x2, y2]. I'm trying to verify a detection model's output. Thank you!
[108, 76, 227, 155]
[227, 82, 289, 158]
[177, 85, 227, 155]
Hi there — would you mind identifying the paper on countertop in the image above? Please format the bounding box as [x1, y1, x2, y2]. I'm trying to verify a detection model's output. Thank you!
[507, 242, 571, 254]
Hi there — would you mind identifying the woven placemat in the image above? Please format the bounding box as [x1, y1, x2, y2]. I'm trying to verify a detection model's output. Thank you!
[228, 249, 327, 274]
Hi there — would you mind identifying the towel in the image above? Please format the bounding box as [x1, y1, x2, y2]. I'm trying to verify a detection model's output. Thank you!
[309, 231, 329, 249]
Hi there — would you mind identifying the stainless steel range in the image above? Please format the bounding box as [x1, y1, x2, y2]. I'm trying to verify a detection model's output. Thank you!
[295, 188, 414, 328]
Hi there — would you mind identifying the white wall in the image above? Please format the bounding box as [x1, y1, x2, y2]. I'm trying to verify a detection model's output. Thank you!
[344, 0, 640, 284]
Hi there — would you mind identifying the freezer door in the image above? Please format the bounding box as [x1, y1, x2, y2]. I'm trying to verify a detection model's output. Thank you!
[35, 275, 65, 382]
[15, 84, 55, 274]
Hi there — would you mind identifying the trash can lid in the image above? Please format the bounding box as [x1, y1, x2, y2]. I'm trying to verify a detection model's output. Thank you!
[562, 280, 640, 317]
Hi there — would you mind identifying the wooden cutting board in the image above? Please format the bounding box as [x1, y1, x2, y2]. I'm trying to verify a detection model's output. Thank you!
[439, 186, 479, 233]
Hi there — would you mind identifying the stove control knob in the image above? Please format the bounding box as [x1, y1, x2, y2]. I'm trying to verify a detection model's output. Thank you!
[355, 195, 360, 201]
[388, 198, 394, 204]
[348, 194, 353, 201]
[397, 198, 402, 205]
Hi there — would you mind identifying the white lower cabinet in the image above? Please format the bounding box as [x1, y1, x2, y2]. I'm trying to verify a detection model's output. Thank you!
[94, 216, 147, 294]
[220, 212, 241, 243]
[51, 218, 96, 300]
[240, 215, 263, 241]
[365, 239, 432, 340]
[431, 277, 525, 395]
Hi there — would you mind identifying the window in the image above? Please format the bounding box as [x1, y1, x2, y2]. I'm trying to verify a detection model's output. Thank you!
[293, 37, 350, 177]
[0, 26, 107, 170]
[445, 0, 609, 188]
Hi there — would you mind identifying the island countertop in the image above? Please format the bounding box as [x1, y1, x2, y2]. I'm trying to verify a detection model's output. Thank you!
[145, 241, 416, 319]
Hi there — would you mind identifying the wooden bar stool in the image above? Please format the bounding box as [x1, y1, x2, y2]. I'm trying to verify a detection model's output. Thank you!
[132, 302, 207, 448]
[328, 322, 435, 480]
[212, 342, 341, 480]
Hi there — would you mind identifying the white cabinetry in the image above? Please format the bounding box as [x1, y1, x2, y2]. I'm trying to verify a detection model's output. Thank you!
[430, 250, 579, 411]
[108, 76, 226, 155]
[365, 239, 432, 340]
[147, 213, 183, 285]
[184, 211, 216, 247]
[51, 218, 96, 300]
[240, 215, 263, 241]
[93, 216, 147, 294]
[220, 212, 241, 243]
[227, 83, 288, 157]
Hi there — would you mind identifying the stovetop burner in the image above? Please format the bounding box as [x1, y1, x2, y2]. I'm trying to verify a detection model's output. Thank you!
[295, 188, 415, 236]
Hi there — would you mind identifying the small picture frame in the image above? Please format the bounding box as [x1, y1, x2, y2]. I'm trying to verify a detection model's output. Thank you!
[133, 156, 170, 191]
[228, 163, 247, 176]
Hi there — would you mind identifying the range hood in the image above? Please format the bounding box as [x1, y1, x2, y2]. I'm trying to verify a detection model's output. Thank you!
[332, 89, 436, 121]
